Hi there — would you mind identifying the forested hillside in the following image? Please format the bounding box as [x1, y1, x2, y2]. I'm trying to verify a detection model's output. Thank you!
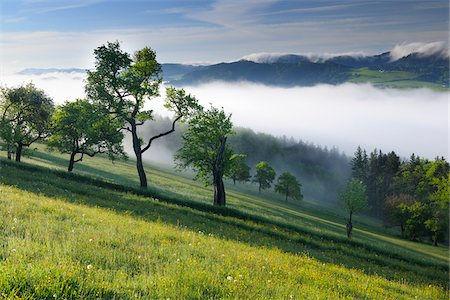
[139, 116, 351, 204]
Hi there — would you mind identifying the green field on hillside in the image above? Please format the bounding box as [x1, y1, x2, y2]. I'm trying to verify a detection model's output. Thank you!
[0, 147, 448, 298]
[349, 68, 447, 90]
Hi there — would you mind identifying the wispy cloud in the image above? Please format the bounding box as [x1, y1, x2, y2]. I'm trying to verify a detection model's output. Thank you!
[21, 0, 103, 14]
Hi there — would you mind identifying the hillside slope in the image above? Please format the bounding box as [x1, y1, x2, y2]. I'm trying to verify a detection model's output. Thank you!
[0, 150, 448, 298]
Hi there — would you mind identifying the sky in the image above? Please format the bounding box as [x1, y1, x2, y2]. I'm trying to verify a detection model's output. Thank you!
[1, 0, 449, 73]
[0, 0, 448, 159]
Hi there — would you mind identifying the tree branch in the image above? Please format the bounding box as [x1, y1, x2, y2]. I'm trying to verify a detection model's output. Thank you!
[141, 114, 182, 154]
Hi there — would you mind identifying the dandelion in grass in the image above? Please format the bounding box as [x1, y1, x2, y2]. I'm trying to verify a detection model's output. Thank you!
[89, 238, 93, 242]
[87, 264, 93, 270]
[226, 276, 233, 281]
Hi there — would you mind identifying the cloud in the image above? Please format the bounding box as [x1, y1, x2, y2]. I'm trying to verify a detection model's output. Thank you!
[389, 41, 449, 61]
[1, 72, 87, 103]
[240, 51, 367, 63]
[180, 82, 448, 160]
[2, 71, 447, 160]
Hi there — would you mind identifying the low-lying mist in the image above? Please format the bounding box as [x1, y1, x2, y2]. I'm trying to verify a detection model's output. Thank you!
[2, 73, 448, 159]
[179, 82, 448, 159]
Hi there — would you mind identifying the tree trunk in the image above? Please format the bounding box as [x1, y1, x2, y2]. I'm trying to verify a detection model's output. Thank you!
[432, 232, 438, 246]
[285, 193, 288, 201]
[400, 224, 405, 237]
[258, 184, 261, 193]
[15, 143, 23, 162]
[213, 137, 227, 206]
[346, 211, 353, 238]
[68, 151, 76, 172]
[131, 123, 147, 189]
[213, 175, 226, 206]
[7, 151, 12, 160]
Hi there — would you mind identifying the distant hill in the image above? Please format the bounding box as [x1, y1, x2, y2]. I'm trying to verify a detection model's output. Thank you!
[17, 49, 449, 89]
[161, 50, 449, 89]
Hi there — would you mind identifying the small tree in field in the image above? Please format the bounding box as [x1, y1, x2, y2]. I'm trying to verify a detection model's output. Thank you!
[0, 83, 54, 162]
[275, 172, 303, 201]
[228, 154, 251, 185]
[253, 161, 276, 193]
[339, 178, 367, 238]
[48, 99, 126, 172]
[175, 106, 233, 206]
[86, 41, 200, 189]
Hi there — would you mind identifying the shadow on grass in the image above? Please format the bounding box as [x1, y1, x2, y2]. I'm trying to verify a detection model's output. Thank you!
[0, 158, 448, 288]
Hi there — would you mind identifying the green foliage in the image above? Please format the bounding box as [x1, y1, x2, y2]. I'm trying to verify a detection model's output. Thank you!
[85, 41, 200, 188]
[253, 161, 276, 192]
[0, 83, 54, 160]
[0, 149, 448, 298]
[175, 105, 234, 184]
[86, 41, 161, 124]
[339, 179, 367, 217]
[227, 154, 251, 184]
[275, 172, 303, 201]
[47, 99, 126, 170]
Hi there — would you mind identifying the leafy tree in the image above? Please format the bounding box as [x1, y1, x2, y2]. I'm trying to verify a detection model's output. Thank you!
[0, 83, 54, 162]
[339, 178, 367, 238]
[175, 106, 233, 206]
[228, 154, 251, 184]
[425, 170, 449, 246]
[253, 161, 276, 193]
[48, 99, 126, 172]
[275, 172, 303, 201]
[404, 202, 428, 241]
[86, 41, 199, 189]
[384, 194, 416, 236]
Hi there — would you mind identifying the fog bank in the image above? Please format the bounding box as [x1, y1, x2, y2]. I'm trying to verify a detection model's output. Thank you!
[2, 72, 447, 159]
[180, 82, 448, 159]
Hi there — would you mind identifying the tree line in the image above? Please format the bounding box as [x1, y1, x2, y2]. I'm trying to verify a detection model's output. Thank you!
[0, 41, 304, 207]
[350, 146, 449, 245]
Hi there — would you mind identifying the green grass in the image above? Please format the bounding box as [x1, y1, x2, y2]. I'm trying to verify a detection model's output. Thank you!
[0, 147, 448, 298]
[349, 68, 448, 90]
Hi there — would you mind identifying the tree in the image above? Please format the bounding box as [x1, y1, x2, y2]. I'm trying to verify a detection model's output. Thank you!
[384, 194, 416, 237]
[339, 179, 367, 238]
[228, 154, 251, 184]
[351, 146, 368, 182]
[253, 161, 276, 193]
[175, 106, 234, 206]
[48, 99, 126, 172]
[275, 172, 303, 201]
[0, 83, 54, 162]
[86, 41, 199, 189]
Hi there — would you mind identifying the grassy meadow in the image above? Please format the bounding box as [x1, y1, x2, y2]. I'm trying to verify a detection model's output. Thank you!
[0, 146, 448, 298]
[349, 68, 447, 90]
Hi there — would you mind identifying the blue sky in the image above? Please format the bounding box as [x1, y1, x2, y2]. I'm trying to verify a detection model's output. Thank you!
[1, 0, 449, 72]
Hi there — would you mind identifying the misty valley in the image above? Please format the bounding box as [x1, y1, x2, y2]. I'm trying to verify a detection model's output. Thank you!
[1, 32, 449, 300]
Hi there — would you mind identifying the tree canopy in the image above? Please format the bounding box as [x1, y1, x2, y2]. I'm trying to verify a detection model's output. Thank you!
[0, 83, 54, 162]
[339, 178, 367, 238]
[228, 154, 251, 184]
[48, 99, 126, 172]
[253, 161, 276, 193]
[175, 105, 234, 206]
[275, 172, 303, 201]
[85, 41, 200, 189]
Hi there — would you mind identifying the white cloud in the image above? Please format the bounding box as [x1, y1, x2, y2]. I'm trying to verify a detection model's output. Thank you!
[2, 72, 447, 159]
[180, 82, 449, 160]
[240, 51, 367, 63]
[389, 41, 449, 61]
[1, 72, 87, 103]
